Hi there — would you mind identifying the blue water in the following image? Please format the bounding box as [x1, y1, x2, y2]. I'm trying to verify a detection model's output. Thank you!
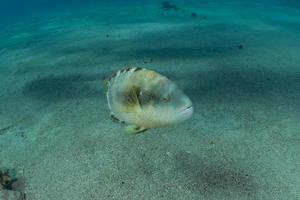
[1, 1, 300, 200]
[0, 0, 292, 20]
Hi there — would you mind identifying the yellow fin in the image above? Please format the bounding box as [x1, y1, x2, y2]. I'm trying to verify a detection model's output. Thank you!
[124, 125, 148, 134]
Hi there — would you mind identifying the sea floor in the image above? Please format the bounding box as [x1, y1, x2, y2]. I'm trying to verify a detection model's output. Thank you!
[0, 2, 300, 200]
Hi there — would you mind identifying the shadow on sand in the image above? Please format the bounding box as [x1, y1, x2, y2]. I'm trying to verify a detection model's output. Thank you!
[164, 65, 300, 106]
[174, 151, 257, 196]
[23, 74, 103, 102]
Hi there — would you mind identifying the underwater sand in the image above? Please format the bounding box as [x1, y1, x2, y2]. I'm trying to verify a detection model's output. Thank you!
[1, 1, 300, 200]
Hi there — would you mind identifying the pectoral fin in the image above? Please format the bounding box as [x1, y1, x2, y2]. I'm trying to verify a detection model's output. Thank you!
[124, 125, 148, 134]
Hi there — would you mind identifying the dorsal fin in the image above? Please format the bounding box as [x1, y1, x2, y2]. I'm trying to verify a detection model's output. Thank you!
[103, 72, 117, 86]
[104, 67, 144, 86]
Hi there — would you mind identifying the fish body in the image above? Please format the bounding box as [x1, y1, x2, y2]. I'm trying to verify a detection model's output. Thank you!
[105, 67, 193, 132]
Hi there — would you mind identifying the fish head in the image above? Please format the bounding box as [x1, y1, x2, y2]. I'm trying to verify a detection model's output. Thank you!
[138, 79, 193, 126]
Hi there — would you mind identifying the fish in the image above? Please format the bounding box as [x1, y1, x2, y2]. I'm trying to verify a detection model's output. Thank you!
[104, 67, 193, 133]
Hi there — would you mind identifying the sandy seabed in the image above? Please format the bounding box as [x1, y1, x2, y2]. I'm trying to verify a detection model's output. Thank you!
[0, 2, 300, 200]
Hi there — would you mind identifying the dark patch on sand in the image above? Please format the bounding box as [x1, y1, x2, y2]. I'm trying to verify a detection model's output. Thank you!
[161, 1, 179, 11]
[0, 125, 13, 136]
[287, 0, 300, 10]
[128, 46, 238, 60]
[191, 12, 198, 18]
[173, 151, 257, 196]
[165, 66, 300, 106]
[45, 23, 246, 62]
[23, 74, 101, 102]
[115, 23, 246, 61]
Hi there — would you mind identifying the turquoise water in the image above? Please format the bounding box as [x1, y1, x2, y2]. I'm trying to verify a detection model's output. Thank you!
[1, 1, 300, 200]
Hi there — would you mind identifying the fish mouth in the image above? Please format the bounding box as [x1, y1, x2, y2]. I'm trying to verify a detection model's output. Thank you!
[180, 105, 193, 114]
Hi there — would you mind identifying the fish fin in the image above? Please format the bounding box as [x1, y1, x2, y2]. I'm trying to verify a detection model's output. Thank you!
[124, 125, 148, 134]
[102, 76, 110, 96]
[102, 77, 108, 86]
[103, 85, 108, 96]
[110, 113, 125, 124]
[102, 76, 110, 87]
[102, 71, 117, 87]
[103, 67, 144, 93]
